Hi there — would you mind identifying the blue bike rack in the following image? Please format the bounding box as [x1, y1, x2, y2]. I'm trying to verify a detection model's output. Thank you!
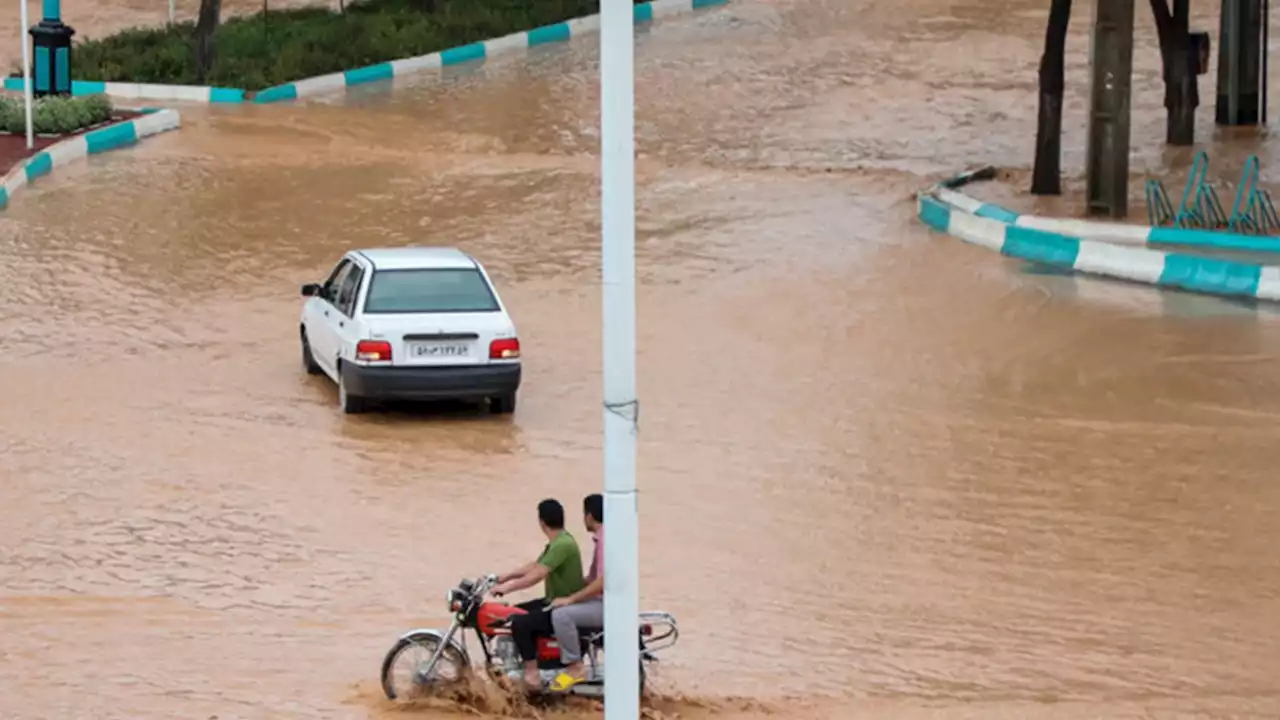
[1147, 151, 1280, 235]
[1146, 177, 1175, 226]
[1146, 151, 1228, 229]
[1226, 154, 1280, 234]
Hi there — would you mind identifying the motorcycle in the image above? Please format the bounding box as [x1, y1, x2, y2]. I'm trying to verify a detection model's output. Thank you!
[380, 573, 678, 701]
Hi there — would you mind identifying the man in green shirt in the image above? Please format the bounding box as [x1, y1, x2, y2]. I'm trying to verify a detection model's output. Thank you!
[492, 498, 585, 690]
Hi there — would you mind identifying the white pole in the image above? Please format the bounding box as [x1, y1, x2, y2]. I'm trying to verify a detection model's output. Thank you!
[600, 0, 638, 718]
[168, 0, 174, 24]
[19, 0, 33, 149]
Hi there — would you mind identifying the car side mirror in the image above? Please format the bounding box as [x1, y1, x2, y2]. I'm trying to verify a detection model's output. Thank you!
[301, 283, 322, 297]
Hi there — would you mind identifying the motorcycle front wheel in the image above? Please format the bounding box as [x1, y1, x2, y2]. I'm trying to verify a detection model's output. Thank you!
[380, 633, 470, 701]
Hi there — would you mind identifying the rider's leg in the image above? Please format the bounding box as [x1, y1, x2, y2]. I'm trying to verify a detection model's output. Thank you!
[549, 599, 603, 687]
[511, 599, 552, 689]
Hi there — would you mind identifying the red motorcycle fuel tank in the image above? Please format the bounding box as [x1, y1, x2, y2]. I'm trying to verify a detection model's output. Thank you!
[476, 601, 523, 635]
[476, 602, 565, 664]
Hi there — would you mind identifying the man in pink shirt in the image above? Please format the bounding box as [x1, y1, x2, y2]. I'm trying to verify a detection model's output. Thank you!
[546, 494, 605, 691]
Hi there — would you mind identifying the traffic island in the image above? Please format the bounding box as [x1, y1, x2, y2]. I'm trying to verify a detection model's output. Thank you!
[17, 0, 729, 104]
[916, 167, 1280, 304]
[0, 103, 179, 209]
[0, 93, 138, 173]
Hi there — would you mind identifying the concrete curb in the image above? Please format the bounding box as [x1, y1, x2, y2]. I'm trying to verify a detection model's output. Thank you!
[932, 184, 1280, 255]
[917, 175, 1280, 303]
[5, 0, 728, 105]
[3, 77, 244, 103]
[0, 108, 181, 209]
[254, 0, 729, 103]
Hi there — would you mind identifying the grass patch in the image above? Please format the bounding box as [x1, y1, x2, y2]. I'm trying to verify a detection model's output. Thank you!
[0, 93, 114, 134]
[71, 0, 606, 91]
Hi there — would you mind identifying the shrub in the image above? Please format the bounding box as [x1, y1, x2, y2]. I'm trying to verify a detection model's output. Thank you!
[71, 0, 602, 91]
[0, 93, 115, 134]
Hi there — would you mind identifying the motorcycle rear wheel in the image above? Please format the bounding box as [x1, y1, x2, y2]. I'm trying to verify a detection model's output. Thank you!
[380, 633, 470, 701]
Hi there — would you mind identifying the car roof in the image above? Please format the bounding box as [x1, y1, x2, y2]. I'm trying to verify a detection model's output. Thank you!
[354, 247, 478, 271]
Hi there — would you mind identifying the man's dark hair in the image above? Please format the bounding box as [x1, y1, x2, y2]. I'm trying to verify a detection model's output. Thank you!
[583, 494, 604, 524]
[538, 499, 565, 529]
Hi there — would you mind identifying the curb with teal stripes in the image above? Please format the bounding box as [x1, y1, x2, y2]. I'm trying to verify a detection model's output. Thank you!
[2, 0, 729, 106]
[0, 109, 181, 210]
[934, 180, 1280, 255]
[917, 189, 1280, 302]
[3, 76, 244, 103]
[254, 0, 729, 103]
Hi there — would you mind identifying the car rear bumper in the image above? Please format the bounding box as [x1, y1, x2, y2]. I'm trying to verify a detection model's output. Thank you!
[341, 362, 521, 401]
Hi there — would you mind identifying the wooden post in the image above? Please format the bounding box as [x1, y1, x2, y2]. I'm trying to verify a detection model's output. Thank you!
[1085, 0, 1136, 217]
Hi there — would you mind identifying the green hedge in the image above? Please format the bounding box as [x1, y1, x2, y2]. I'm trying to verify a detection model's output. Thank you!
[72, 0, 601, 91]
[0, 94, 113, 134]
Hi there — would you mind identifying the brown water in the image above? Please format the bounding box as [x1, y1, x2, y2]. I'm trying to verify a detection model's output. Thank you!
[3, 1, 1280, 718]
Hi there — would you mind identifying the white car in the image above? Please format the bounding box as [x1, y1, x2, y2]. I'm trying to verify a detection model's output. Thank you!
[299, 247, 522, 415]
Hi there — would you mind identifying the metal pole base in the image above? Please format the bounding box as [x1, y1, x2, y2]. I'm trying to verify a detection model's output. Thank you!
[1215, 0, 1263, 125]
[1084, 0, 1136, 218]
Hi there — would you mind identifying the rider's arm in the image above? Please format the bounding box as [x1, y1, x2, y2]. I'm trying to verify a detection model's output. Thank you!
[493, 564, 550, 595]
[562, 575, 603, 605]
[497, 561, 538, 583]
[496, 538, 574, 595]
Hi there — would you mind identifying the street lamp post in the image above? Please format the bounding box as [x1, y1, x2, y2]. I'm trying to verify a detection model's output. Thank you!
[600, 0, 640, 719]
[19, 0, 34, 149]
[29, 0, 75, 97]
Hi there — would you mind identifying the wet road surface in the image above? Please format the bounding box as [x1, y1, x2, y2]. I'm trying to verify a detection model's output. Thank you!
[2, 1, 1280, 718]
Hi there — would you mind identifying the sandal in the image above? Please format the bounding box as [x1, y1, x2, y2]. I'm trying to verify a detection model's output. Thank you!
[548, 672, 587, 693]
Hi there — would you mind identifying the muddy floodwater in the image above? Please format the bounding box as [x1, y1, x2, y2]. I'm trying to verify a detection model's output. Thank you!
[2, 0, 1280, 718]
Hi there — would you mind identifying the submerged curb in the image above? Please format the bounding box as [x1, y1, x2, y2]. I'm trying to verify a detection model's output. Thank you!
[0, 108, 181, 210]
[917, 171, 1280, 303]
[7, 0, 729, 106]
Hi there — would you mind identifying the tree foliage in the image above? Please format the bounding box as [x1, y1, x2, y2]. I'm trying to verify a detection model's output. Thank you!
[73, 0, 600, 91]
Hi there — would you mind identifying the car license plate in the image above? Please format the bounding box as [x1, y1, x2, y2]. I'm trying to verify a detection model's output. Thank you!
[411, 342, 469, 358]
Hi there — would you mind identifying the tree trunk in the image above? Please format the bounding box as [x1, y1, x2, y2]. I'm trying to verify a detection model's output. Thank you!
[1151, 0, 1197, 145]
[194, 0, 222, 84]
[1031, 0, 1073, 195]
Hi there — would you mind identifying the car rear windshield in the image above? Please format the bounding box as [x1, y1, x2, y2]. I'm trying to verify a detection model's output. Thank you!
[362, 268, 500, 314]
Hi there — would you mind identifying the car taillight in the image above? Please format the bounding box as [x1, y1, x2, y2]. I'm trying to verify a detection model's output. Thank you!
[356, 340, 392, 362]
[489, 338, 520, 359]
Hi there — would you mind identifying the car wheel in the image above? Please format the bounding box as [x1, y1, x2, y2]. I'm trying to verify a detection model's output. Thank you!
[489, 392, 516, 415]
[301, 330, 322, 375]
[338, 367, 367, 415]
